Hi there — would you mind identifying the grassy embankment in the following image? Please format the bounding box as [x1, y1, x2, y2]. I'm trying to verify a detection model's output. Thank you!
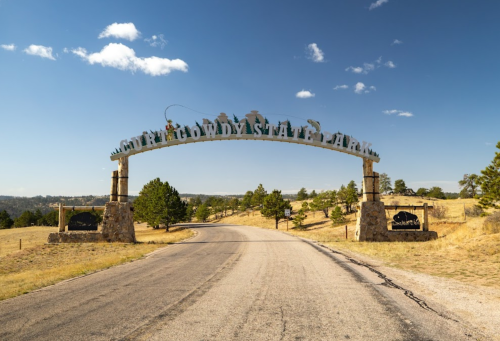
[216, 196, 500, 289]
[0, 223, 193, 301]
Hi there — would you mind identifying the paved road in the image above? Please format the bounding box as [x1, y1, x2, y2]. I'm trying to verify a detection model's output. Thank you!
[0, 224, 477, 340]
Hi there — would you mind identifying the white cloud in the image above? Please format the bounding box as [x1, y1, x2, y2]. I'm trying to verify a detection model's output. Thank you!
[383, 109, 413, 117]
[145, 34, 167, 49]
[345, 66, 364, 74]
[354, 82, 376, 94]
[63, 47, 69, 53]
[385, 61, 396, 68]
[98, 22, 141, 41]
[1, 44, 16, 51]
[354, 82, 366, 94]
[296, 90, 315, 98]
[307, 43, 324, 62]
[369, 0, 389, 10]
[392, 39, 403, 45]
[398, 112, 413, 117]
[333, 85, 348, 90]
[23, 45, 55, 60]
[71, 43, 188, 76]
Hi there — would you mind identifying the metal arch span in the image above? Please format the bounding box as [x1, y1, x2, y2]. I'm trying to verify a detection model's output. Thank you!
[110, 111, 380, 162]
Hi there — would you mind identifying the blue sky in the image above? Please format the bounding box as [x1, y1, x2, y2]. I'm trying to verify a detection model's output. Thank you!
[1, 0, 499, 197]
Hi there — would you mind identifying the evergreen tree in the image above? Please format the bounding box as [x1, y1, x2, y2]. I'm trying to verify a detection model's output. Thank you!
[287, 121, 293, 138]
[0, 210, 14, 229]
[458, 174, 480, 198]
[189, 196, 203, 209]
[133, 178, 187, 231]
[195, 204, 211, 222]
[427, 186, 446, 200]
[330, 206, 346, 226]
[394, 179, 407, 194]
[379, 173, 392, 194]
[233, 114, 239, 123]
[261, 190, 292, 229]
[416, 188, 429, 197]
[195, 121, 206, 136]
[296, 187, 308, 201]
[263, 118, 270, 135]
[309, 190, 318, 199]
[252, 184, 267, 207]
[184, 126, 192, 138]
[245, 120, 253, 134]
[309, 190, 336, 218]
[14, 210, 36, 227]
[298, 127, 305, 139]
[216, 120, 223, 135]
[240, 190, 254, 210]
[229, 198, 240, 214]
[292, 209, 306, 229]
[42, 210, 59, 226]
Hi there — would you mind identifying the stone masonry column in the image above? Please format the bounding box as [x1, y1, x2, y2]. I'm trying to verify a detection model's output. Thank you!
[355, 159, 388, 241]
[110, 170, 118, 202]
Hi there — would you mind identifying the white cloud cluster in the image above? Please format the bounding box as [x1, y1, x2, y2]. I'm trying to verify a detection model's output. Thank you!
[98, 23, 141, 41]
[307, 43, 324, 62]
[333, 85, 348, 90]
[145, 34, 167, 49]
[1, 44, 16, 51]
[23, 45, 55, 60]
[383, 109, 413, 117]
[296, 90, 315, 98]
[392, 39, 403, 45]
[369, 0, 389, 10]
[346, 56, 395, 74]
[71, 43, 188, 76]
[354, 82, 376, 94]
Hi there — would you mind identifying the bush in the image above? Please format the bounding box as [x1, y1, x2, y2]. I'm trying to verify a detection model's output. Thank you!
[430, 205, 447, 219]
[464, 205, 484, 217]
[330, 206, 346, 226]
[483, 212, 500, 234]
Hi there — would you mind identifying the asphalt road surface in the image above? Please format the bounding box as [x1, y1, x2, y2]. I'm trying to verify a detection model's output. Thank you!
[0, 224, 479, 340]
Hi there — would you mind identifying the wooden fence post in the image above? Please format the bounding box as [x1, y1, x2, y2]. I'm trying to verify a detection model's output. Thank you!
[58, 202, 65, 232]
[110, 170, 118, 202]
[423, 203, 429, 231]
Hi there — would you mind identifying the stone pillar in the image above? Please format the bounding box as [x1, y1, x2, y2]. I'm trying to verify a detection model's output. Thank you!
[101, 202, 136, 242]
[355, 158, 388, 242]
[118, 157, 129, 203]
[110, 170, 118, 202]
[58, 202, 65, 232]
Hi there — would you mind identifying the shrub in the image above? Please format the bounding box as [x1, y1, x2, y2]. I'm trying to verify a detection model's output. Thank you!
[330, 206, 346, 226]
[292, 209, 306, 229]
[483, 212, 500, 234]
[430, 204, 447, 219]
[464, 205, 484, 217]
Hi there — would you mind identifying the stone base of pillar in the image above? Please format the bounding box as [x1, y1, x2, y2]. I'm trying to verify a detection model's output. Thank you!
[101, 202, 136, 243]
[355, 201, 389, 242]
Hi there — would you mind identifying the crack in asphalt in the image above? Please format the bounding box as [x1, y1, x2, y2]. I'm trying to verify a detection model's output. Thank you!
[303, 239, 460, 323]
[279, 306, 287, 341]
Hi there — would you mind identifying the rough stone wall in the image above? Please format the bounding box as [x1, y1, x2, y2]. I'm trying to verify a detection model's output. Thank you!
[388, 231, 438, 242]
[47, 202, 136, 244]
[47, 231, 105, 243]
[101, 202, 136, 242]
[355, 201, 389, 241]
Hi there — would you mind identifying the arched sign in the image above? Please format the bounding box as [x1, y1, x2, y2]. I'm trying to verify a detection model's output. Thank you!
[110, 111, 380, 162]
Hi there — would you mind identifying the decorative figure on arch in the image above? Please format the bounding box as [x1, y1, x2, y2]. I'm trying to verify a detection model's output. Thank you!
[165, 119, 175, 141]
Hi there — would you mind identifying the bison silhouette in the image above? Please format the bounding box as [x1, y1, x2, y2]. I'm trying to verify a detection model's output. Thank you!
[391, 211, 420, 229]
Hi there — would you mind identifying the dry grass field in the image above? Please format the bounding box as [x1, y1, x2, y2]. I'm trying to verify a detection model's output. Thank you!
[0, 223, 193, 301]
[216, 196, 500, 289]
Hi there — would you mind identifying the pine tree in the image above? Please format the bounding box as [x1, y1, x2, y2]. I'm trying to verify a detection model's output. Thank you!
[298, 127, 305, 139]
[245, 120, 253, 134]
[252, 184, 267, 207]
[479, 141, 500, 208]
[233, 115, 239, 123]
[287, 121, 293, 138]
[379, 173, 392, 194]
[216, 120, 223, 135]
[261, 190, 292, 229]
[133, 178, 187, 231]
[293, 209, 306, 229]
[184, 126, 192, 138]
[0, 210, 14, 229]
[263, 118, 270, 135]
[196, 121, 206, 136]
[296, 187, 308, 201]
